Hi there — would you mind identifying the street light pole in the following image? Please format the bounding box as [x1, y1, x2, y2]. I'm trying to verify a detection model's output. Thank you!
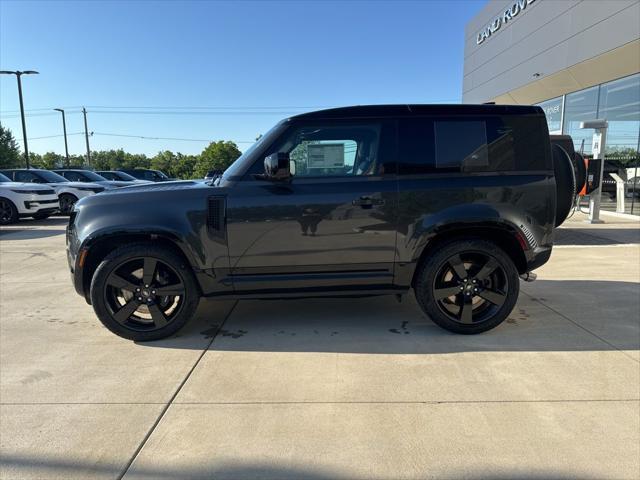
[53, 108, 70, 167]
[82, 107, 91, 166]
[0, 70, 39, 169]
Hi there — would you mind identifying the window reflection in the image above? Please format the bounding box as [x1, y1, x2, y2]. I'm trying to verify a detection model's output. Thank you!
[599, 74, 640, 157]
[562, 86, 600, 155]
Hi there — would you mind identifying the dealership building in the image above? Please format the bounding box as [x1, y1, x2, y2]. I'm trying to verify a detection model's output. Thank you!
[464, 0, 640, 214]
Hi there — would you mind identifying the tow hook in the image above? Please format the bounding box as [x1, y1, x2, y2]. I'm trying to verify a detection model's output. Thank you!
[519, 272, 537, 282]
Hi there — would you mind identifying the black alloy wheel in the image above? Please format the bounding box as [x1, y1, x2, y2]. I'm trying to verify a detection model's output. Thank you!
[59, 194, 77, 215]
[415, 239, 519, 334]
[90, 244, 200, 341]
[432, 251, 509, 325]
[0, 198, 18, 225]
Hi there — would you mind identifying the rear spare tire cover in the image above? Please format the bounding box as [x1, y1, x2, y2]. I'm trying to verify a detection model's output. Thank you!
[553, 143, 576, 227]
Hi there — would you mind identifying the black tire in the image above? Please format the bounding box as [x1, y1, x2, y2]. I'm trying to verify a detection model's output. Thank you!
[90, 243, 200, 341]
[59, 193, 78, 215]
[553, 144, 577, 227]
[414, 239, 520, 334]
[32, 212, 51, 220]
[0, 197, 18, 225]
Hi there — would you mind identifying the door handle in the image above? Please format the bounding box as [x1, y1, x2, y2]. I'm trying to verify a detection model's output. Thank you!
[352, 196, 384, 208]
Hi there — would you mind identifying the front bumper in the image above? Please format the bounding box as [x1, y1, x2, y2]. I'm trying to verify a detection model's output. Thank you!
[16, 197, 60, 215]
[66, 212, 87, 300]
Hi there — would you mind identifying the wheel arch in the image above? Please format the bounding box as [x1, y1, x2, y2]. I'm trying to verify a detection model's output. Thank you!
[410, 223, 528, 288]
[0, 196, 18, 223]
[79, 231, 198, 302]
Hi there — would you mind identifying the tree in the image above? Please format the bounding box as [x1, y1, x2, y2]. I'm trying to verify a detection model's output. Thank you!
[194, 141, 241, 178]
[0, 125, 22, 168]
[173, 153, 199, 179]
[151, 150, 178, 177]
[31, 152, 64, 169]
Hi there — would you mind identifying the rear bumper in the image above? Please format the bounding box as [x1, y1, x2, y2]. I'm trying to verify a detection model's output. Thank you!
[525, 246, 552, 272]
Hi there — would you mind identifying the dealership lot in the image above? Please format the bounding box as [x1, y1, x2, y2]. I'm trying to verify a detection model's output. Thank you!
[1, 213, 639, 479]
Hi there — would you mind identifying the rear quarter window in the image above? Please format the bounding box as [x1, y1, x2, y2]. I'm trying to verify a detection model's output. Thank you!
[398, 114, 550, 174]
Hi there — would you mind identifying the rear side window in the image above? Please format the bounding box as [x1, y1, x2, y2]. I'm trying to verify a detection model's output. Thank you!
[435, 120, 489, 170]
[398, 115, 550, 174]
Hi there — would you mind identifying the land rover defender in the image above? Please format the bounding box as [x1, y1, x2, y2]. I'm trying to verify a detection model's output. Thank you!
[67, 105, 580, 341]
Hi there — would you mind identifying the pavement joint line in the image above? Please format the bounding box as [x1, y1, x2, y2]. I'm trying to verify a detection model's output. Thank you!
[116, 299, 239, 480]
[521, 290, 640, 364]
[170, 399, 640, 405]
[554, 243, 640, 248]
[4, 399, 638, 406]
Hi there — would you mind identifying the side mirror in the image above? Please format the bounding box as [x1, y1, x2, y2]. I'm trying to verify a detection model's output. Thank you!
[264, 152, 291, 181]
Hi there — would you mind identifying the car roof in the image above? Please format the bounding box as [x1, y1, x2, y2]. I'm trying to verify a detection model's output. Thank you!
[289, 104, 543, 120]
[2, 168, 48, 171]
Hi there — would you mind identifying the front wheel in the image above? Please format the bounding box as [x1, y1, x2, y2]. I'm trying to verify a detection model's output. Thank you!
[0, 198, 18, 225]
[90, 244, 200, 341]
[414, 239, 519, 334]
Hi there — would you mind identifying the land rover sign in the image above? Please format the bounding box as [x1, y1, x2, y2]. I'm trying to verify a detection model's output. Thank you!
[476, 0, 537, 45]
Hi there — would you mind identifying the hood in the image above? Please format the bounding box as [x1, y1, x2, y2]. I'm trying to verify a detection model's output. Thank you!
[49, 181, 106, 189]
[99, 180, 200, 195]
[0, 181, 55, 191]
[95, 180, 135, 188]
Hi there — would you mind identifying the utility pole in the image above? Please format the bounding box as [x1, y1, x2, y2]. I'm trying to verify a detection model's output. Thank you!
[0, 70, 39, 168]
[82, 107, 91, 166]
[53, 108, 69, 167]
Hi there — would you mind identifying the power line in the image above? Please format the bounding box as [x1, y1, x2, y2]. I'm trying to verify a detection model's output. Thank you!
[87, 110, 305, 116]
[92, 132, 256, 143]
[0, 105, 330, 115]
[29, 132, 84, 140]
[84, 105, 335, 110]
[0, 102, 465, 117]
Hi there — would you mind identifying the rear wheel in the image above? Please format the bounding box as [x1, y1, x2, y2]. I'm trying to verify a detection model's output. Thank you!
[0, 198, 18, 225]
[90, 244, 200, 341]
[414, 239, 519, 334]
[59, 193, 78, 215]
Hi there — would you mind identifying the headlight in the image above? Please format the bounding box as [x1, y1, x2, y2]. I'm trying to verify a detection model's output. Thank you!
[10, 189, 38, 194]
[76, 187, 105, 193]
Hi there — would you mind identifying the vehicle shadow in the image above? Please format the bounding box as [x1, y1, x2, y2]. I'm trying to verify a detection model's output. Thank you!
[0, 454, 604, 480]
[144, 279, 640, 354]
[554, 227, 640, 245]
[0, 217, 68, 240]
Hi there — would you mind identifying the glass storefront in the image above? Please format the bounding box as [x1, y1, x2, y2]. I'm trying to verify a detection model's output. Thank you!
[536, 73, 640, 215]
[537, 96, 563, 134]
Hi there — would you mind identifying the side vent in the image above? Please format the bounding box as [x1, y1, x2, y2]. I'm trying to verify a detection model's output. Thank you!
[207, 196, 226, 238]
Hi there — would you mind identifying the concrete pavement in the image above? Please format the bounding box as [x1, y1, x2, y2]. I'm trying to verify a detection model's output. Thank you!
[1, 213, 638, 479]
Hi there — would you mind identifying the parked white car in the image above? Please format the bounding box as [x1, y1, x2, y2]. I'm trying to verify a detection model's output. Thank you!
[0, 172, 60, 225]
[0, 169, 106, 214]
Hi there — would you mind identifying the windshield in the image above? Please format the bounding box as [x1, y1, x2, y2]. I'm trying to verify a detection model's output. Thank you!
[0, 173, 11, 183]
[36, 170, 69, 182]
[221, 121, 286, 180]
[153, 170, 169, 180]
[77, 170, 109, 182]
[113, 171, 137, 181]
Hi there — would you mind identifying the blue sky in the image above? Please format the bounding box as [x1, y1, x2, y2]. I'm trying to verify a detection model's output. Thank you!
[0, 0, 485, 156]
